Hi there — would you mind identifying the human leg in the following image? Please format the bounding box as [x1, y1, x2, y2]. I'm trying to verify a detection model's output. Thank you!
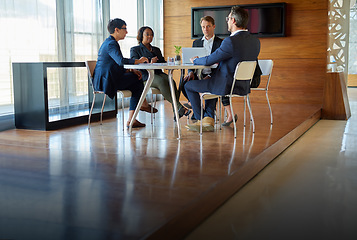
[221, 96, 232, 121]
[221, 96, 237, 126]
[150, 73, 184, 109]
[184, 79, 217, 120]
[116, 72, 146, 126]
[150, 73, 190, 118]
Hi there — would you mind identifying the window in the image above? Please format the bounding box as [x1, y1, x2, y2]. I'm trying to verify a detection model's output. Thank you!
[0, 0, 163, 130]
[110, 0, 163, 58]
[0, 0, 57, 115]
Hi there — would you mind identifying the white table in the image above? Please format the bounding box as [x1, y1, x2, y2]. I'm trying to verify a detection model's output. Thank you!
[124, 63, 210, 139]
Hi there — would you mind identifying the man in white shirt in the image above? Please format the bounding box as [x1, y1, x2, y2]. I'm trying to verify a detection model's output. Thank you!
[181, 16, 223, 120]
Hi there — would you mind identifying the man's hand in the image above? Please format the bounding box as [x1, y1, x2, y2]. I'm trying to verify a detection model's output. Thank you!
[151, 56, 158, 63]
[183, 71, 195, 82]
[190, 56, 198, 63]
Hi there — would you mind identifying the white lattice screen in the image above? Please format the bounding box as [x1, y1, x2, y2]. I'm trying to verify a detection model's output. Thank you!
[328, 0, 350, 75]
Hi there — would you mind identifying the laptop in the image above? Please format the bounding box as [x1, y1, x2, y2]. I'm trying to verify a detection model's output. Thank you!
[181, 47, 207, 64]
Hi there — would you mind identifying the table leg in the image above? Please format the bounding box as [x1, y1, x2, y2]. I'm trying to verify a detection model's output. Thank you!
[178, 69, 186, 95]
[128, 69, 155, 135]
[168, 69, 181, 139]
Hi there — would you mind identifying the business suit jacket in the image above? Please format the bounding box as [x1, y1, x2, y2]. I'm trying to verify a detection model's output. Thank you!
[193, 31, 260, 96]
[93, 35, 135, 99]
[188, 36, 223, 76]
[130, 43, 166, 81]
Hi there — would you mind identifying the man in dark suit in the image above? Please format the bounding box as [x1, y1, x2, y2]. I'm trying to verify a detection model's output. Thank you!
[181, 16, 223, 121]
[183, 16, 223, 83]
[185, 6, 261, 132]
[93, 18, 156, 128]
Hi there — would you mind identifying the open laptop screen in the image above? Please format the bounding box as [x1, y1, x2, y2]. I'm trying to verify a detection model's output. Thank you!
[181, 47, 207, 64]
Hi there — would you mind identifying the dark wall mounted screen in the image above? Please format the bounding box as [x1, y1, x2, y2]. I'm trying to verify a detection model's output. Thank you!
[191, 3, 286, 39]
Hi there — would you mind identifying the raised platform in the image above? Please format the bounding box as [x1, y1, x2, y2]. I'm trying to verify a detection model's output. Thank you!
[0, 93, 321, 240]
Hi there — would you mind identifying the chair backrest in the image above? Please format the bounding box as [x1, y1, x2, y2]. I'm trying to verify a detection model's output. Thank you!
[233, 61, 257, 81]
[85, 60, 97, 93]
[230, 61, 257, 96]
[258, 59, 273, 76]
[85, 60, 97, 80]
[256, 59, 273, 90]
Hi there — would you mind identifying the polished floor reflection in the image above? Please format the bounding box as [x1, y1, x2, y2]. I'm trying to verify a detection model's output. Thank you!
[186, 88, 357, 240]
[0, 91, 322, 240]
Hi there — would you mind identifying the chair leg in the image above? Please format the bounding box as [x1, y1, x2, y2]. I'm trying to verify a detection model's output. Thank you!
[243, 96, 247, 127]
[88, 93, 96, 129]
[246, 95, 255, 133]
[153, 94, 157, 121]
[230, 97, 237, 138]
[218, 97, 222, 130]
[100, 95, 106, 125]
[200, 96, 204, 135]
[151, 94, 154, 125]
[120, 93, 125, 132]
[266, 91, 273, 124]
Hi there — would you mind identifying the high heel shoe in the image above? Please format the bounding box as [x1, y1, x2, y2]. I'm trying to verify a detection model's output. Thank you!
[174, 107, 192, 122]
[179, 107, 191, 118]
[222, 114, 238, 127]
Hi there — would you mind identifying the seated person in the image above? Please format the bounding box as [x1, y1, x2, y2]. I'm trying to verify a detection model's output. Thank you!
[130, 26, 190, 119]
[93, 18, 157, 128]
[182, 16, 223, 121]
[184, 6, 261, 132]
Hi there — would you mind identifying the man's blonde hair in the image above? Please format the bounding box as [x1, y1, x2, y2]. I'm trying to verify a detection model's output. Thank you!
[200, 16, 215, 25]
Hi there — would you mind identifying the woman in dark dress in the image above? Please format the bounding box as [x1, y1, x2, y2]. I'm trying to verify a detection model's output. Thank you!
[130, 26, 190, 118]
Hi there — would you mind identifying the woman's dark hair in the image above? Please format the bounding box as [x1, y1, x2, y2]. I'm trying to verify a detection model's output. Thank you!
[230, 6, 249, 29]
[137, 26, 154, 44]
[107, 18, 126, 34]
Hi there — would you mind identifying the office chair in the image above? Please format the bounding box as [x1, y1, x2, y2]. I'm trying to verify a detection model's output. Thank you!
[253, 59, 274, 124]
[199, 61, 256, 137]
[85, 60, 131, 131]
[226, 61, 257, 138]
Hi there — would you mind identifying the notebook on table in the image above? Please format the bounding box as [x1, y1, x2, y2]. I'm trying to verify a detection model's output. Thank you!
[181, 47, 207, 64]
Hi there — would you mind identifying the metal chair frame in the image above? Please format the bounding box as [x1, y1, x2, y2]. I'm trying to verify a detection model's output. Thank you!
[227, 61, 257, 138]
[253, 59, 274, 124]
[85, 60, 131, 131]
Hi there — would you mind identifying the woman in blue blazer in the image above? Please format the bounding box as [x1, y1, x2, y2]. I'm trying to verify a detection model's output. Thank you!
[93, 19, 156, 128]
[130, 26, 190, 119]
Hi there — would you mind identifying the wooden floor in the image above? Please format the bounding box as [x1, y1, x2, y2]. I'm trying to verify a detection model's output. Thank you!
[0, 92, 322, 240]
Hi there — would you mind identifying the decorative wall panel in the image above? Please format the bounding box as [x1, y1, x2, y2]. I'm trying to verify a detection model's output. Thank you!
[328, 0, 350, 75]
[349, 2, 357, 74]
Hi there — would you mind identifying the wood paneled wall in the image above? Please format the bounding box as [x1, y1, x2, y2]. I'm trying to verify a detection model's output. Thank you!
[163, 0, 328, 104]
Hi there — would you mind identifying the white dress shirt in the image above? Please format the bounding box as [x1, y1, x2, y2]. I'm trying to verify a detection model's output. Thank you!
[201, 35, 216, 75]
[230, 29, 248, 36]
